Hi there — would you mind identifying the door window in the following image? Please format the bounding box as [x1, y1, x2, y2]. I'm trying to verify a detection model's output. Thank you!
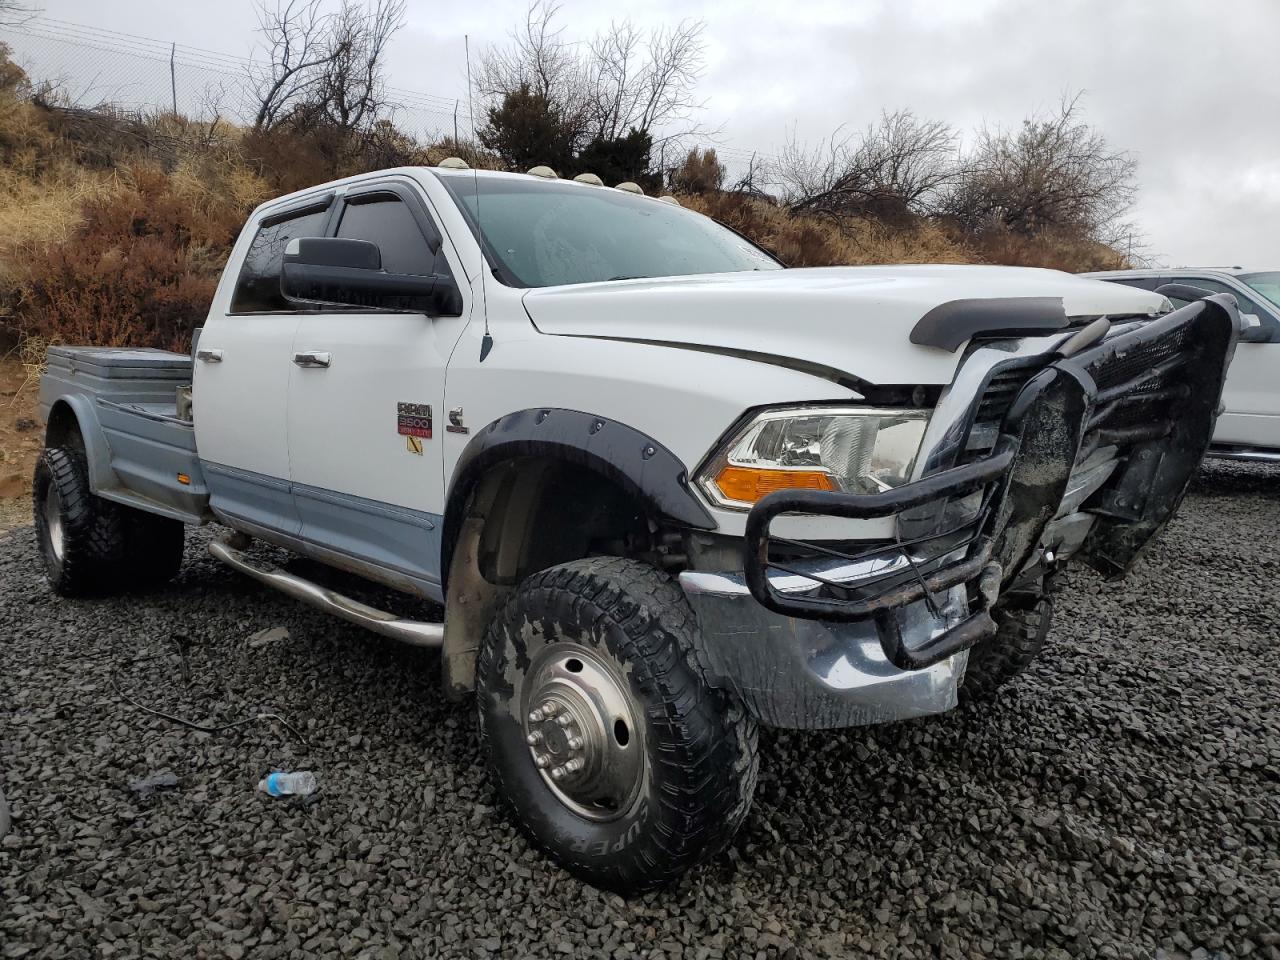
[1108, 276, 1167, 292]
[230, 204, 331, 314]
[1168, 276, 1267, 315]
[335, 194, 450, 278]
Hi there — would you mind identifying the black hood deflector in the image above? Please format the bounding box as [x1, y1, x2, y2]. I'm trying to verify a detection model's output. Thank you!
[910, 297, 1069, 352]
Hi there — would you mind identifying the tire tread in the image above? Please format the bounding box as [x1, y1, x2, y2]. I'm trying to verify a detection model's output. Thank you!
[960, 596, 1053, 703]
[476, 557, 759, 891]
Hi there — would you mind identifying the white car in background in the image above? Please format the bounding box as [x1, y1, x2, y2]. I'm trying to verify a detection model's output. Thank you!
[1085, 268, 1280, 461]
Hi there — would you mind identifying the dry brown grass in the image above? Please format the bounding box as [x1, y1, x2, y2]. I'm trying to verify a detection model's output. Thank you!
[684, 192, 972, 267]
[0, 356, 41, 523]
[963, 223, 1131, 273]
[9, 162, 249, 351]
[683, 191, 1132, 273]
[0, 53, 270, 353]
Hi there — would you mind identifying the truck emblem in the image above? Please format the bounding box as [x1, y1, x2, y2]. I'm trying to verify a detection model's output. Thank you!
[397, 402, 432, 439]
[447, 406, 469, 435]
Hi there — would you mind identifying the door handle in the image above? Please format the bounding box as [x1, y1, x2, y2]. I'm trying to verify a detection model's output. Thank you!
[293, 351, 332, 368]
[196, 348, 223, 363]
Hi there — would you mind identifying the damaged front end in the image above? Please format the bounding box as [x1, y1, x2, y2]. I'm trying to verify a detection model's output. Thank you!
[678, 295, 1239, 729]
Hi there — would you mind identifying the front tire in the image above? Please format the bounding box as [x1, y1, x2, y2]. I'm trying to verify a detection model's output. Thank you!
[960, 595, 1053, 703]
[476, 557, 758, 893]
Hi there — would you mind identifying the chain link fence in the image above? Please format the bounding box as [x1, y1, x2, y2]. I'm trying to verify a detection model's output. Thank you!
[0, 16, 772, 181]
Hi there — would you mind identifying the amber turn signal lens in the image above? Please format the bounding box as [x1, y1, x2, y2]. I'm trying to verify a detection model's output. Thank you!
[177, 473, 191, 486]
[713, 465, 836, 504]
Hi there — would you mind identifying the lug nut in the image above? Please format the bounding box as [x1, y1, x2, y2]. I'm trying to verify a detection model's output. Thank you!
[541, 700, 558, 716]
[550, 766, 567, 781]
[526, 731, 544, 745]
[565, 758, 584, 773]
[528, 709, 543, 723]
[567, 736, 584, 750]
[534, 754, 550, 768]
[556, 714, 573, 727]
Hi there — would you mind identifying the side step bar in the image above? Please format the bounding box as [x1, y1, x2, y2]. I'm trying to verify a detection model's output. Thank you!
[1206, 446, 1280, 464]
[208, 540, 445, 648]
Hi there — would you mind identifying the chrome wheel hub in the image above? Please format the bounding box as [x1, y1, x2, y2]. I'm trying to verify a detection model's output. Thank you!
[522, 645, 644, 822]
[43, 485, 65, 562]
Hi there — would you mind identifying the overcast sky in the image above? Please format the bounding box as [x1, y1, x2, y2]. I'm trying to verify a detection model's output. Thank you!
[6, 0, 1279, 268]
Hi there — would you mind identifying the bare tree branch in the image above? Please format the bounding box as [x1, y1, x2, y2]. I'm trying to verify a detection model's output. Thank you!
[251, 0, 406, 136]
[776, 111, 960, 222]
[251, 0, 335, 130]
[942, 93, 1138, 244]
[0, 1, 39, 27]
[477, 1, 592, 145]
[478, 2, 708, 156]
[315, 0, 405, 133]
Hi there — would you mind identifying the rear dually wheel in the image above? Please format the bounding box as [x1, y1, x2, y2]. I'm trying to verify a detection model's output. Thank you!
[33, 445, 184, 596]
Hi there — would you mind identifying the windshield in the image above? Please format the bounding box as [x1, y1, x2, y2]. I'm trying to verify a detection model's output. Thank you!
[1240, 272, 1280, 310]
[441, 175, 781, 288]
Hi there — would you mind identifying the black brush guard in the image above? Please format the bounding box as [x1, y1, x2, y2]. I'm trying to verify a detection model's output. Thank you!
[744, 296, 1239, 671]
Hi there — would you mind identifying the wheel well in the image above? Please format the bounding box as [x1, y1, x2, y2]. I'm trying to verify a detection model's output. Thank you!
[439, 454, 686, 698]
[45, 400, 83, 450]
[469, 456, 669, 587]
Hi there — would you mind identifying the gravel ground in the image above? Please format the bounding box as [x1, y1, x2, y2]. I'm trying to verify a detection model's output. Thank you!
[2, 462, 1278, 959]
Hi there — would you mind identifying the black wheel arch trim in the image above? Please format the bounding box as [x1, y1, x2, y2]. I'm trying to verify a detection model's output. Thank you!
[441, 407, 717, 592]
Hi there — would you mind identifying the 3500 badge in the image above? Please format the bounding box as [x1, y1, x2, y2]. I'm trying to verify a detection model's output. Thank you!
[397, 402, 432, 439]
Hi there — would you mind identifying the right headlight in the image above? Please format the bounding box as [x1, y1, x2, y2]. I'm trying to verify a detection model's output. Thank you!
[697, 406, 931, 509]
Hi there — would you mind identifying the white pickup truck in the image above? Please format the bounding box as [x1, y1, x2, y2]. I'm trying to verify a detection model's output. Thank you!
[35, 164, 1240, 891]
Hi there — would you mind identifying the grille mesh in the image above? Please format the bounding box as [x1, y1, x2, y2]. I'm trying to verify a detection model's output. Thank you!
[1085, 325, 1191, 392]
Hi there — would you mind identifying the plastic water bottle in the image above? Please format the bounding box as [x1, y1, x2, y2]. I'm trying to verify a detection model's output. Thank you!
[257, 771, 317, 797]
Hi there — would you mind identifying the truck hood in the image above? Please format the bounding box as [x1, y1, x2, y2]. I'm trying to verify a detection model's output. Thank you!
[521, 264, 1166, 389]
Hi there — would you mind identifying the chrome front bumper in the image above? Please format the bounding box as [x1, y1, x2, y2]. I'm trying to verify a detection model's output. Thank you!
[678, 561, 969, 730]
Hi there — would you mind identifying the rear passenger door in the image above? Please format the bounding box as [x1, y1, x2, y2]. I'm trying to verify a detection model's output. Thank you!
[285, 180, 471, 597]
[194, 196, 333, 537]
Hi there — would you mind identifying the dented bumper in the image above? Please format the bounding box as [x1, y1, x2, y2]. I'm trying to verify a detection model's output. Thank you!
[678, 564, 970, 729]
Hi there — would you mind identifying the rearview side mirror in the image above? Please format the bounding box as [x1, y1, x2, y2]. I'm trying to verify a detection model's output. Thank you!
[1239, 314, 1271, 343]
[1152, 283, 1271, 343]
[281, 237, 461, 316]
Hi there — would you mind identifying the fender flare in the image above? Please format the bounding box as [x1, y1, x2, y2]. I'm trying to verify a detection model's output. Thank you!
[440, 407, 716, 592]
[44, 395, 119, 495]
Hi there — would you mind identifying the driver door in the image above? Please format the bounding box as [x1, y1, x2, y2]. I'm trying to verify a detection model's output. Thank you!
[285, 181, 472, 598]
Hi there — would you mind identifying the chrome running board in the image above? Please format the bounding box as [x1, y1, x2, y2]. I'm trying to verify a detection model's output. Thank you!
[1206, 446, 1280, 463]
[209, 540, 444, 648]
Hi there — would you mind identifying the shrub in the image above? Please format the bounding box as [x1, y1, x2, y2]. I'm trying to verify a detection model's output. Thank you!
[9, 164, 249, 351]
[573, 128, 656, 190]
[479, 83, 575, 174]
[961, 222, 1130, 273]
[668, 147, 724, 195]
[686, 192, 969, 267]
